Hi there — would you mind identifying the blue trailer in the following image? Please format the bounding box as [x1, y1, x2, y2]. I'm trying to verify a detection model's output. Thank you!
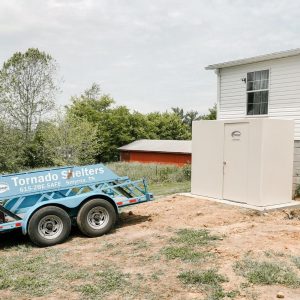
[0, 164, 153, 247]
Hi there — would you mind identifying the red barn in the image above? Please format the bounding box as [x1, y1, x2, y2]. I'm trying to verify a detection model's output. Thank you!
[118, 139, 191, 166]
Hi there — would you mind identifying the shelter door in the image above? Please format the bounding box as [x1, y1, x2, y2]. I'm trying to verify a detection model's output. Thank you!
[223, 123, 249, 203]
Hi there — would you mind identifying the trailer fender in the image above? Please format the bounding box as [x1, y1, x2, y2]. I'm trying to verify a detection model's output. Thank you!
[21, 191, 116, 235]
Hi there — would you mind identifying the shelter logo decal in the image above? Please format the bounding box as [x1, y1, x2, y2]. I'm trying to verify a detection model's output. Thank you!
[0, 183, 9, 194]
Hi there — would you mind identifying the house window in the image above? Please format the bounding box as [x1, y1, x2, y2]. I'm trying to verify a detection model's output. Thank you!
[246, 70, 269, 115]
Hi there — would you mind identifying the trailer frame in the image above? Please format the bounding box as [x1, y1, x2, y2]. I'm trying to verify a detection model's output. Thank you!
[0, 164, 153, 245]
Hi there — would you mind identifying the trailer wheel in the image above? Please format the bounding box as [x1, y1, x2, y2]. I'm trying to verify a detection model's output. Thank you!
[77, 199, 117, 237]
[28, 206, 71, 247]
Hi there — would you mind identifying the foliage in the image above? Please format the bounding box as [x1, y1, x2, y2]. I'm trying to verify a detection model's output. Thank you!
[68, 84, 191, 162]
[0, 121, 24, 173]
[146, 111, 191, 140]
[0, 68, 214, 171]
[172, 104, 217, 128]
[201, 104, 217, 120]
[39, 113, 99, 166]
[172, 107, 201, 127]
[22, 122, 57, 169]
[0, 113, 99, 172]
[171, 107, 185, 120]
[0, 48, 59, 139]
[97, 106, 149, 162]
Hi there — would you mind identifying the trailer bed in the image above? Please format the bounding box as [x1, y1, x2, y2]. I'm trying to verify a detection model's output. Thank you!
[0, 164, 153, 246]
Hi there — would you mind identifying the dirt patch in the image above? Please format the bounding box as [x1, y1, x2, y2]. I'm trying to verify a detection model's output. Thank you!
[2, 195, 300, 299]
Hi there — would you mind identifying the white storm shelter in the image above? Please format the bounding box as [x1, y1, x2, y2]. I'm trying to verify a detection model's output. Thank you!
[191, 119, 294, 206]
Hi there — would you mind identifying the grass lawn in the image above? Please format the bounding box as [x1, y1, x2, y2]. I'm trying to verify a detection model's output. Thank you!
[149, 180, 190, 196]
[107, 161, 191, 196]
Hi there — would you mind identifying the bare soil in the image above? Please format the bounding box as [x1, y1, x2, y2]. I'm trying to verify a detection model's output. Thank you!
[2, 195, 300, 300]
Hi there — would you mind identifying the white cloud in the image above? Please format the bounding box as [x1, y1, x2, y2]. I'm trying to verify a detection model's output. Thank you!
[0, 0, 300, 113]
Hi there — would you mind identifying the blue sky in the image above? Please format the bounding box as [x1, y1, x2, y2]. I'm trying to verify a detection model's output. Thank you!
[1, 0, 300, 113]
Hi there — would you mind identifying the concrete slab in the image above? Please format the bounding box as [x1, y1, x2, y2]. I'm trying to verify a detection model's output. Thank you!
[179, 193, 300, 212]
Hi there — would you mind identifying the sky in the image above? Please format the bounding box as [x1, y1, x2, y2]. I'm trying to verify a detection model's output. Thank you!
[1, 0, 300, 114]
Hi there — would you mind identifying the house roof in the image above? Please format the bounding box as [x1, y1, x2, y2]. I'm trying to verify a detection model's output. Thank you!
[118, 139, 192, 154]
[205, 48, 300, 70]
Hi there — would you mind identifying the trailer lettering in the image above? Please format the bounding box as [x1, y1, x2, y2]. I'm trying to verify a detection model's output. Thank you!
[46, 181, 61, 188]
[96, 167, 104, 174]
[8, 166, 106, 192]
[61, 167, 104, 179]
[11, 173, 59, 187]
[11, 177, 19, 186]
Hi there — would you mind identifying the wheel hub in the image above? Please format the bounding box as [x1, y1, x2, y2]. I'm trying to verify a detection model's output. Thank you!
[38, 215, 64, 240]
[46, 223, 54, 230]
[87, 207, 109, 229]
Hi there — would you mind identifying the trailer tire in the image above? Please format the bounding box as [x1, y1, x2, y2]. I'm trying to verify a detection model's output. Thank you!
[77, 198, 116, 237]
[28, 206, 71, 247]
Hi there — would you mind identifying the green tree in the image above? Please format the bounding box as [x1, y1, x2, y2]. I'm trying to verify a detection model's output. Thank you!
[68, 84, 193, 162]
[172, 104, 217, 128]
[172, 107, 202, 127]
[67, 83, 114, 122]
[83, 82, 102, 100]
[200, 104, 217, 120]
[171, 107, 185, 121]
[68, 88, 152, 161]
[43, 113, 99, 166]
[183, 110, 201, 128]
[96, 106, 148, 161]
[0, 48, 59, 140]
[22, 112, 99, 168]
[22, 122, 56, 169]
[0, 121, 24, 173]
[147, 112, 191, 140]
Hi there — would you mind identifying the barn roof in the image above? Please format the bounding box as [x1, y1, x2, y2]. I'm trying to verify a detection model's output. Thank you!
[205, 48, 300, 70]
[118, 139, 192, 154]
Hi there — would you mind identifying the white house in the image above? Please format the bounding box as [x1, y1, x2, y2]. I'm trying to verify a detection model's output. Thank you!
[206, 48, 300, 194]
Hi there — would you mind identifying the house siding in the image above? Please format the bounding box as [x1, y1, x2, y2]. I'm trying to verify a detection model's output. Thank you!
[120, 151, 191, 166]
[217, 55, 300, 196]
[218, 55, 300, 140]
